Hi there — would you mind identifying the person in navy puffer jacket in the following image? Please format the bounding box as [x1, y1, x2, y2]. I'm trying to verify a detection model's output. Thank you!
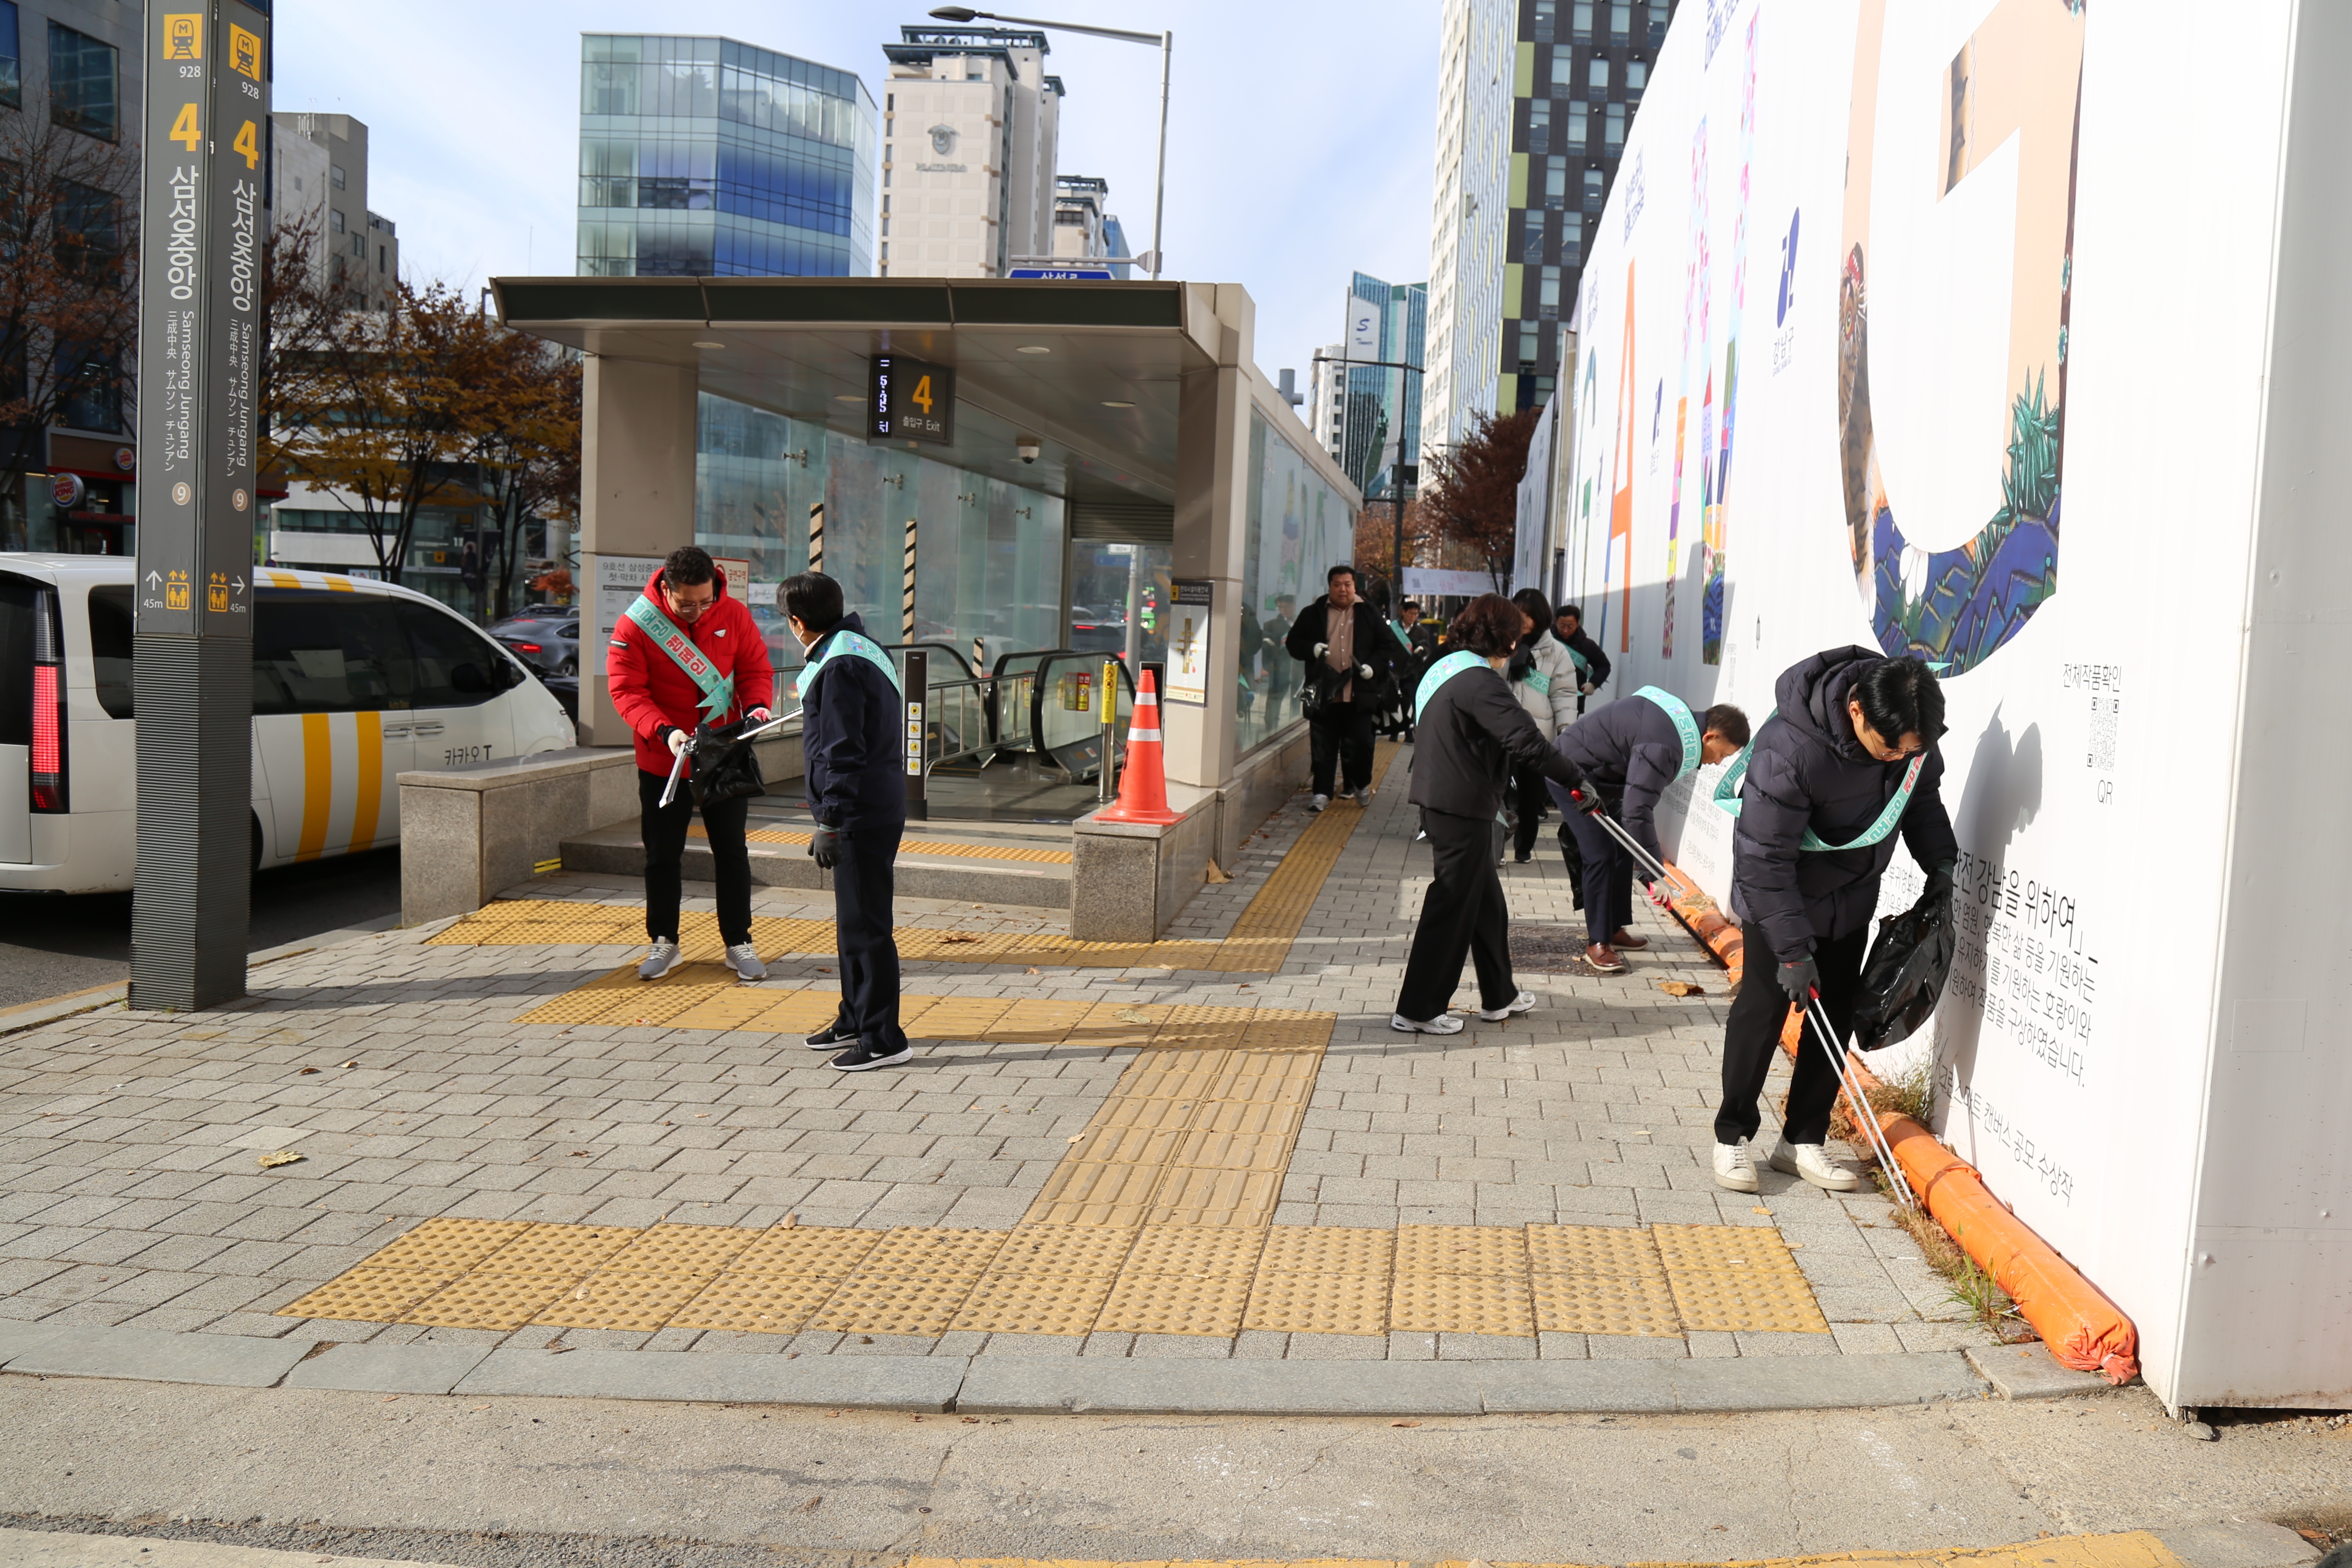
[782, 572, 911, 1072]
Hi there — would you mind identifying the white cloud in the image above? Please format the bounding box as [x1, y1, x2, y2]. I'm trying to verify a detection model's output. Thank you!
[276, 0, 1439, 426]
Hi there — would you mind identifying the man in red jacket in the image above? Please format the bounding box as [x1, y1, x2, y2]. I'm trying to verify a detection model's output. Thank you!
[606, 546, 775, 982]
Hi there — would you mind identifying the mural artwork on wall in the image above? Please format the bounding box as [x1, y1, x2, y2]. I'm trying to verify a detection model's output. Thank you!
[1838, 0, 2086, 674]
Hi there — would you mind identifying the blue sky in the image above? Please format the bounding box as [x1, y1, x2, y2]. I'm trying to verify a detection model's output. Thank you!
[276, 0, 1440, 416]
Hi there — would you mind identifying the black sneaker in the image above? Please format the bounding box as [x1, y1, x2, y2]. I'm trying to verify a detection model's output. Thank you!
[831, 1040, 913, 1072]
[803, 1022, 854, 1050]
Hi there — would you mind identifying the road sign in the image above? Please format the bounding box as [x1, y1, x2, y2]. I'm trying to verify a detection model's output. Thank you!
[132, 0, 273, 1011]
[869, 353, 955, 445]
[1008, 267, 1115, 280]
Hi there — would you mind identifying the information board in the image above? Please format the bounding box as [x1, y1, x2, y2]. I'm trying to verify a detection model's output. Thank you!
[870, 354, 955, 445]
[1163, 579, 1214, 706]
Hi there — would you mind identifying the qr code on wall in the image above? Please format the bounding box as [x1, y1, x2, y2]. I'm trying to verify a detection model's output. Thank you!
[2086, 693, 2119, 772]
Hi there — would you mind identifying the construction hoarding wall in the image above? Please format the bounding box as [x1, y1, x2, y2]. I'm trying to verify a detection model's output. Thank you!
[1564, 0, 2349, 1409]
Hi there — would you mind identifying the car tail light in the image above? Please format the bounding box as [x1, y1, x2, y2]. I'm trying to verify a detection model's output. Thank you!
[30, 587, 67, 812]
[514, 642, 542, 653]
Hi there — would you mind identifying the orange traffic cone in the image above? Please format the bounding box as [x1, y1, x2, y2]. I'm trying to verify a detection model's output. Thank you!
[1095, 670, 1182, 825]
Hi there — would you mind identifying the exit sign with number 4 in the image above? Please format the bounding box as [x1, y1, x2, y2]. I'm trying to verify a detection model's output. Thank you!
[869, 353, 956, 446]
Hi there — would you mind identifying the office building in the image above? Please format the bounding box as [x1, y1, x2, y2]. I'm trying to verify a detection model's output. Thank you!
[1334, 274, 1427, 499]
[1422, 0, 1675, 460]
[577, 34, 877, 278]
[1306, 343, 1345, 466]
[1052, 174, 1130, 276]
[877, 24, 1062, 278]
[0, 0, 142, 554]
[271, 114, 401, 308]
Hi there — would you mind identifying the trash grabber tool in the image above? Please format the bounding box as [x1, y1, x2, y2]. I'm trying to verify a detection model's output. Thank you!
[1805, 989, 1919, 1210]
[657, 744, 690, 809]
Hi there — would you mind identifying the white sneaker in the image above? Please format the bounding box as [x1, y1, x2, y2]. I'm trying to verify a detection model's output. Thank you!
[1770, 1137, 1864, 1192]
[1478, 989, 1536, 1021]
[1351, 787, 1373, 806]
[1309, 793, 1331, 813]
[1390, 1011, 1466, 1035]
[1713, 1140, 1761, 1193]
[637, 940, 683, 981]
[723, 943, 767, 981]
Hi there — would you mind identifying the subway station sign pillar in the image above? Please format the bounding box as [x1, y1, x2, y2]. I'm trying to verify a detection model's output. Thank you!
[130, 0, 272, 1011]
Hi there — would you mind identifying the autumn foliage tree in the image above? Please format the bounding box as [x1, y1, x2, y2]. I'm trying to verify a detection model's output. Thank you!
[1417, 406, 1539, 593]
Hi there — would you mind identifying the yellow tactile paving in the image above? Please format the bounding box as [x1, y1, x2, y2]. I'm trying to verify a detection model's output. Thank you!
[727, 1225, 886, 1276]
[1144, 1168, 1286, 1228]
[1094, 1267, 1257, 1337]
[1531, 1272, 1686, 1338]
[1395, 1225, 1531, 1276]
[901, 1533, 2193, 1568]
[404, 1271, 591, 1331]
[1258, 1226, 1395, 1275]
[689, 824, 1075, 864]
[533, 1271, 719, 1332]
[1388, 1272, 1536, 1336]
[358, 1216, 532, 1273]
[600, 1223, 758, 1274]
[478, 1224, 640, 1273]
[949, 1268, 1122, 1335]
[279, 1267, 458, 1324]
[1652, 1224, 1828, 1336]
[1242, 1269, 1391, 1336]
[668, 1272, 842, 1334]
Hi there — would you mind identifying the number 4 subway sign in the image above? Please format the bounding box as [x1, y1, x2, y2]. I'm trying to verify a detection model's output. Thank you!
[870, 354, 955, 445]
[138, 1, 268, 633]
[132, 0, 271, 1013]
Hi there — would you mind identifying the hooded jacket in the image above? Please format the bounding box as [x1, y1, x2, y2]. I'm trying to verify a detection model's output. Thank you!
[1731, 645, 1958, 960]
[606, 564, 775, 776]
[1409, 658, 1586, 821]
[1545, 693, 1687, 864]
[796, 612, 907, 830]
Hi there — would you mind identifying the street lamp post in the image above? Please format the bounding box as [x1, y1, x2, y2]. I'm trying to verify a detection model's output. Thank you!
[1312, 353, 1424, 601]
[928, 6, 1170, 280]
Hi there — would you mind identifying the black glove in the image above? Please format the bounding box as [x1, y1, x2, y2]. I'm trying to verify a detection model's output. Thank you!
[1563, 778, 1610, 818]
[1917, 859, 1956, 915]
[1776, 956, 1821, 1004]
[809, 825, 842, 871]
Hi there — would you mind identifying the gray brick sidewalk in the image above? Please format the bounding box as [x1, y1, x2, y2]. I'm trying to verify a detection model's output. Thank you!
[0, 765, 1997, 1375]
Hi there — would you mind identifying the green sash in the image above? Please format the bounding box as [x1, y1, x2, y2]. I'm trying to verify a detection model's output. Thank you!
[1712, 707, 1926, 851]
[625, 595, 737, 722]
[1415, 648, 1489, 719]
[1524, 668, 1553, 697]
[793, 626, 903, 702]
[1634, 686, 1702, 779]
[1388, 619, 1414, 651]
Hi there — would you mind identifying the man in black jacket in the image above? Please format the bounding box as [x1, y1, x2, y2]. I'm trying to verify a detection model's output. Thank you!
[1714, 648, 1957, 1194]
[1284, 564, 1402, 810]
[1549, 693, 1749, 973]
[1554, 605, 1612, 708]
[785, 572, 913, 1073]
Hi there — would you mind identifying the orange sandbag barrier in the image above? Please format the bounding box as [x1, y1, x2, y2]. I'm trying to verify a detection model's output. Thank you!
[1772, 1008, 2140, 1384]
[1659, 862, 1745, 986]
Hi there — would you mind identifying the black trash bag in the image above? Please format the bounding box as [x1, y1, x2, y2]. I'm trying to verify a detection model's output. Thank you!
[1852, 893, 1957, 1051]
[686, 717, 766, 808]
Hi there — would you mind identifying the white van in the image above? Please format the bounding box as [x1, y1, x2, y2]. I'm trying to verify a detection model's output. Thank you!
[1, 554, 574, 894]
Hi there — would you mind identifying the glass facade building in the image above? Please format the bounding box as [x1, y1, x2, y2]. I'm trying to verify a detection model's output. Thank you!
[1338, 273, 1428, 501]
[577, 35, 877, 279]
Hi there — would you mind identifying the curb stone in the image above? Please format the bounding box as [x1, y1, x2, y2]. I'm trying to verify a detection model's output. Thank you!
[0, 1323, 1989, 1414]
[1966, 1342, 2118, 1400]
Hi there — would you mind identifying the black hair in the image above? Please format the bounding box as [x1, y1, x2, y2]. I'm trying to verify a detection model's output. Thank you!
[1702, 704, 1751, 748]
[1326, 563, 1357, 586]
[664, 545, 716, 588]
[1557, 603, 1582, 624]
[1449, 593, 1525, 658]
[1852, 657, 1946, 746]
[1400, 600, 1422, 616]
[782, 571, 844, 632]
[1511, 587, 1554, 633]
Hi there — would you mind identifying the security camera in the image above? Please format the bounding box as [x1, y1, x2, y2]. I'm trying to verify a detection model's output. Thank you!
[1017, 436, 1041, 464]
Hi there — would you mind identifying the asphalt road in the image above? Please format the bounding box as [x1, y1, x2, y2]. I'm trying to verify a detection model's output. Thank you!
[0, 849, 404, 1012]
[0, 1377, 2345, 1568]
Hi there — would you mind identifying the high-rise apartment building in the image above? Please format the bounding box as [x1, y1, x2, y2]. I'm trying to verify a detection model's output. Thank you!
[1307, 343, 1346, 466]
[576, 34, 876, 278]
[877, 25, 1063, 278]
[1052, 175, 1130, 276]
[1334, 274, 1427, 500]
[272, 114, 401, 309]
[1422, 0, 1674, 459]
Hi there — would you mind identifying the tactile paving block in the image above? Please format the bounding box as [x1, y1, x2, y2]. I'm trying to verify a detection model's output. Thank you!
[668, 1273, 842, 1334]
[745, 992, 848, 1032]
[1029, 1159, 1168, 1216]
[1242, 1271, 1390, 1337]
[1531, 1272, 1685, 1337]
[356, 1217, 532, 1273]
[1387, 1272, 1536, 1336]
[948, 1269, 1119, 1335]
[1394, 1225, 1531, 1277]
[403, 1271, 587, 1331]
[1087, 1093, 1207, 1133]
[532, 1271, 717, 1332]
[807, 1273, 988, 1337]
[1093, 1269, 1256, 1337]
[851, 1227, 1010, 1278]
[666, 990, 805, 1033]
[727, 1225, 885, 1277]
[1664, 1270, 1831, 1334]
[1142, 1167, 1284, 1228]
[1256, 1226, 1395, 1275]
[1065, 1125, 1186, 1168]
[278, 1267, 457, 1323]
[1525, 1223, 1669, 1279]
[1170, 1128, 1295, 1172]
[480, 1224, 641, 1273]
[1189, 1097, 1307, 1136]
[1122, 1225, 1271, 1277]
[984, 1226, 1138, 1275]
[1651, 1224, 1808, 1279]
[601, 1224, 756, 1275]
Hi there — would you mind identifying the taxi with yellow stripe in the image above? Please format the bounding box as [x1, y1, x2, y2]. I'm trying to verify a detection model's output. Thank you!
[1, 555, 574, 892]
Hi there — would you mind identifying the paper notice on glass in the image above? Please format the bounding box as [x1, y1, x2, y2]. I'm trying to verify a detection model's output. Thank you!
[1164, 579, 1214, 706]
